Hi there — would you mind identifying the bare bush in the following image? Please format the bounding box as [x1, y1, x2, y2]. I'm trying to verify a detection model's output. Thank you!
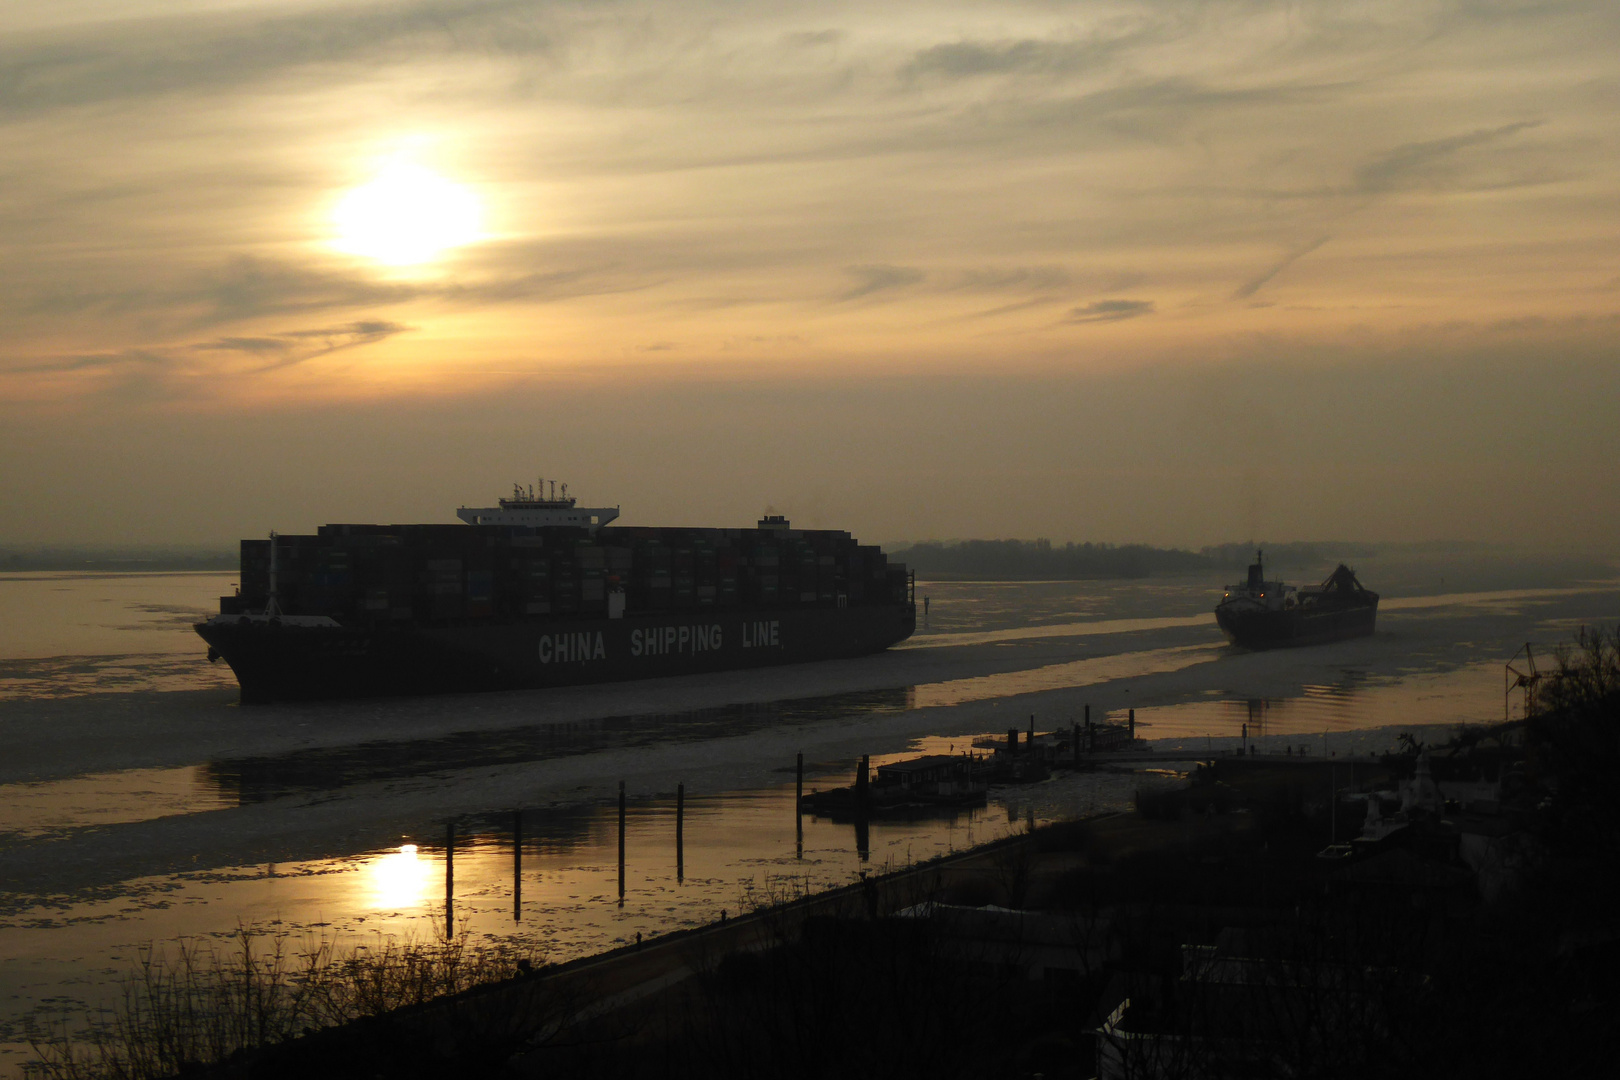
[26, 923, 543, 1080]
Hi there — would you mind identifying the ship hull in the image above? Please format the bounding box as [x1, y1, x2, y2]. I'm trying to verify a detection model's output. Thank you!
[196, 604, 915, 703]
[1214, 600, 1377, 650]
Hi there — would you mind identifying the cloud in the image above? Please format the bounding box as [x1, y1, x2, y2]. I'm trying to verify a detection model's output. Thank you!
[18, 256, 640, 330]
[838, 264, 926, 301]
[13, 319, 409, 376]
[903, 26, 1158, 81]
[956, 296, 1069, 322]
[0, 317, 412, 405]
[1065, 299, 1155, 323]
[1232, 236, 1331, 301]
[8, 348, 171, 375]
[1354, 121, 1542, 193]
[195, 259, 419, 325]
[783, 30, 843, 49]
[0, 0, 557, 113]
[194, 319, 412, 368]
[947, 266, 1073, 293]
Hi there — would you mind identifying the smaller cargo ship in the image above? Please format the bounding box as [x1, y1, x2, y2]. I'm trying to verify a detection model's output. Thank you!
[1215, 551, 1378, 649]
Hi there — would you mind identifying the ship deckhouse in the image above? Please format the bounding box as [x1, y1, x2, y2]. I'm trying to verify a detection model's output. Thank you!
[456, 480, 620, 530]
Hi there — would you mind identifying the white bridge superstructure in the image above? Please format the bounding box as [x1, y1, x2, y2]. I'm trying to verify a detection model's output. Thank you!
[456, 481, 620, 530]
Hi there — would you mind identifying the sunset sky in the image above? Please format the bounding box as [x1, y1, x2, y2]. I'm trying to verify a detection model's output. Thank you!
[1, 1, 1616, 549]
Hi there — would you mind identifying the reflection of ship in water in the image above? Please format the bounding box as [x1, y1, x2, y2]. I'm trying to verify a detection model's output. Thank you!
[203, 686, 915, 804]
[1215, 551, 1379, 649]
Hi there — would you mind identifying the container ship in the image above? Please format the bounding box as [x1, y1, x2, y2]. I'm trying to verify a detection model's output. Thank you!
[196, 484, 916, 703]
[1214, 551, 1378, 649]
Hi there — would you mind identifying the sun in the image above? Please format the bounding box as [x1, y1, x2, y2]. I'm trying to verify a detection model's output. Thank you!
[333, 161, 482, 266]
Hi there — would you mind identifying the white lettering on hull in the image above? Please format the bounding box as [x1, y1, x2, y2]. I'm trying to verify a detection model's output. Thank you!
[629, 624, 725, 657]
[741, 620, 781, 648]
[538, 631, 606, 664]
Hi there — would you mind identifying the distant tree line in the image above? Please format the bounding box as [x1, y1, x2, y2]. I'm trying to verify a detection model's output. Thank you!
[890, 538, 1213, 580]
[892, 538, 1431, 579]
[1, 547, 237, 572]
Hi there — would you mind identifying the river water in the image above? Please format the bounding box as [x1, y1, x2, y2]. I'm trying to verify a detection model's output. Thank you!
[0, 559, 1614, 1074]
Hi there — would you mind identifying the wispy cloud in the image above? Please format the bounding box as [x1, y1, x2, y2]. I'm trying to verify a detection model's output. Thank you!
[0, 0, 558, 114]
[1355, 121, 1543, 193]
[194, 319, 412, 368]
[1066, 299, 1155, 323]
[1232, 236, 1331, 301]
[903, 28, 1156, 81]
[19, 256, 637, 329]
[838, 264, 926, 301]
[946, 266, 1073, 293]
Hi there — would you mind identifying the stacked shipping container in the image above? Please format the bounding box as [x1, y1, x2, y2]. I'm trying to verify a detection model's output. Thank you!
[225, 524, 909, 624]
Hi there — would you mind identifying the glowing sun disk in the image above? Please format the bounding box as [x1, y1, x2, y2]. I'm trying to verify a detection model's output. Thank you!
[333, 163, 481, 266]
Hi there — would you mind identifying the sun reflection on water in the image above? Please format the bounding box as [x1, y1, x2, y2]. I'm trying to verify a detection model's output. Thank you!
[367, 844, 432, 910]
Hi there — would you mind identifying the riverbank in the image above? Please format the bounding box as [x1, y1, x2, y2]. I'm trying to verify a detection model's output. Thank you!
[43, 728, 1612, 1080]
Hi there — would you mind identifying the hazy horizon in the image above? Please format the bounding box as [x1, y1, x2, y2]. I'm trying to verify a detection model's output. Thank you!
[2, 2, 1617, 551]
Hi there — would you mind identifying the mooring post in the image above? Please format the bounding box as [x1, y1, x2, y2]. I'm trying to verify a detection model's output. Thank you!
[795, 752, 804, 861]
[1129, 708, 1136, 740]
[676, 782, 685, 884]
[618, 781, 626, 905]
[513, 809, 523, 924]
[852, 755, 871, 862]
[1029, 713, 1035, 740]
[1242, 722, 1248, 756]
[445, 821, 455, 938]
[1072, 722, 1080, 767]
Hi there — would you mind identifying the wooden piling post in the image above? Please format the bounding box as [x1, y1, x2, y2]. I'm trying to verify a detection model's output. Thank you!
[676, 783, 685, 884]
[445, 821, 455, 938]
[618, 781, 626, 905]
[513, 809, 522, 924]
